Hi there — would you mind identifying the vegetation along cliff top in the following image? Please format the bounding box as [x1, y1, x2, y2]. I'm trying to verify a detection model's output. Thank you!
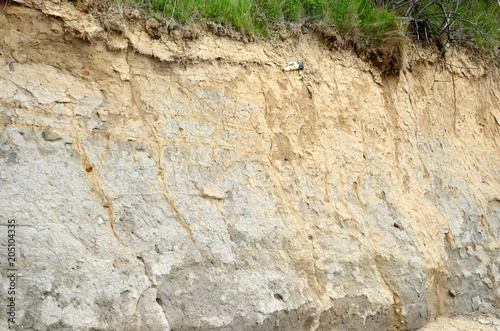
[115, 0, 500, 50]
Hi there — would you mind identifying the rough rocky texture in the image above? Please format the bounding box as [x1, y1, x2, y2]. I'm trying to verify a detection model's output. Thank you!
[1, 1, 500, 330]
[420, 313, 500, 330]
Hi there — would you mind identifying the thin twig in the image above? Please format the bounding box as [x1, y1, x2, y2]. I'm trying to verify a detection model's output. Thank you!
[2, 0, 10, 16]
[437, 2, 452, 41]
[438, 60, 479, 70]
[432, 43, 447, 90]
[451, 67, 457, 132]
[415, 0, 438, 19]
[169, 1, 177, 23]
[393, 0, 499, 54]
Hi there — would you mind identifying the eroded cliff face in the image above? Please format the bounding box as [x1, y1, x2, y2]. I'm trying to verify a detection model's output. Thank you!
[1, 1, 500, 330]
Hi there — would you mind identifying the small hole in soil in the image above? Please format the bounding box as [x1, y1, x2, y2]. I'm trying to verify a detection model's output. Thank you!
[274, 293, 284, 301]
[86, 166, 93, 172]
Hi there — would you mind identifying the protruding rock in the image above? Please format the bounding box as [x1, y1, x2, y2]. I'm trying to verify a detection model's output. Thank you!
[472, 296, 482, 311]
[136, 288, 170, 330]
[284, 61, 304, 71]
[201, 186, 226, 200]
[42, 127, 62, 141]
[146, 17, 161, 39]
[0, 113, 11, 127]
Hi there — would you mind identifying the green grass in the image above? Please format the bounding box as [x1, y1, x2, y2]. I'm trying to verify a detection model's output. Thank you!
[121, 0, 401, 40]
[118, 0, 500, 49]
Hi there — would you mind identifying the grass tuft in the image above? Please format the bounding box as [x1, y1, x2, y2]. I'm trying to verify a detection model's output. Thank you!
[118, 0, 500, 49]
[121, 0, 401, 39]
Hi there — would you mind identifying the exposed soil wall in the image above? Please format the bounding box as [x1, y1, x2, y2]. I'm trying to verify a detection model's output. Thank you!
[1, 1, 500, 330]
